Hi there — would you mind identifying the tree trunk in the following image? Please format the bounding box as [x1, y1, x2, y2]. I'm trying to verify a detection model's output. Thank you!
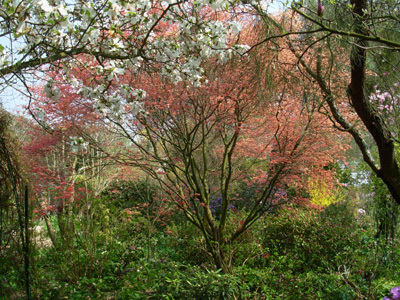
[43, 214, 59, 250]
[211, 242, 230, 273]
[348, 0, 400, 205]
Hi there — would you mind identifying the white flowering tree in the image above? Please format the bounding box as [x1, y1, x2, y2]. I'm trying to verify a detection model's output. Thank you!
[0, 0, 249, 99]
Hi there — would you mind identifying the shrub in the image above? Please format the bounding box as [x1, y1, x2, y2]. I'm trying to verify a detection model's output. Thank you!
[118, 261, 239, 300]
[261, 203, 361, 273]
[101, 179, 157, 209]
[164, 222, 212, 266]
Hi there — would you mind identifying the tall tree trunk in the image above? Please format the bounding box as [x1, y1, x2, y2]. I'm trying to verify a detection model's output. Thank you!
[348, 0, 400, 205]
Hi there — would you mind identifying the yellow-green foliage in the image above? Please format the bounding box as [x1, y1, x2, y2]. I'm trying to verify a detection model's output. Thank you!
[308, 179, 343, 207]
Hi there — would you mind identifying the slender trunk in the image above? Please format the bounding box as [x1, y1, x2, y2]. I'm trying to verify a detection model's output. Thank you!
[43, 214, 59, 250]
[24, 186, 32, 300]
[208, 228, 230, 273]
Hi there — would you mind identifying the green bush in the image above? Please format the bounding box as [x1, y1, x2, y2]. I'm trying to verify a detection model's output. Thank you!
[101, 179, 157, 209]
[234, 266, 355, 300]
[261, 203, 361, 273]
[118, 261, 239, 300]
[164, 222, 212, 266]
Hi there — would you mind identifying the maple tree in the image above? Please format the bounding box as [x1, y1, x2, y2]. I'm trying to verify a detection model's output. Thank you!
[248, 0, 400, 204]
[68, 33, 345, 271]
[3, 0, 354, 270]
[17, 11, 350, 270]
[19, 76, 124, 251]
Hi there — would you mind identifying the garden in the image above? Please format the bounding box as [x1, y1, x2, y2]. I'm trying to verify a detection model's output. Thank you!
[1, 0, 400, 299]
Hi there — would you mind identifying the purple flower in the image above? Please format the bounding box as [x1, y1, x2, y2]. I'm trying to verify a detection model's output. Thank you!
[383, 297, 392, 300]
[317, 1, 324, 16]
[390, 286, 400, 300]
[209, 195, 235, 219]
[130, 246, 135, 251]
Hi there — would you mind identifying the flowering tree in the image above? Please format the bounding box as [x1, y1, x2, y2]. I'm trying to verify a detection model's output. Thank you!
[0, 0, 248, 107]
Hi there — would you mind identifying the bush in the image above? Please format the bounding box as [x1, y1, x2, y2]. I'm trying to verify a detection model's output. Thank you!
[164, 222, 212, 266]
[101, 179, 157, 209]
[118, 261, 239, 300]
[261, 203, 361, 273]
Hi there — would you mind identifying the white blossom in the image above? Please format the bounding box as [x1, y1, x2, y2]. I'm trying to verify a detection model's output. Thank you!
[130, 101, 145, 115]
[1, 0, 252, 120]
[68, 137, 89, 153]
[35, 108, 45, 122]
[44, 81, 60, 100]
[37, 0, 53, 13]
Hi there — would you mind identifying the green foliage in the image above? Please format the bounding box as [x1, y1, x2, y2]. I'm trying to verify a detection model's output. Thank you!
[101, 179, 157, 209]
[261, 203, 361, 273]
[334, 163, 354, 186]
[118, 261, 239, 300]
[370, 173, 399, 240]
[3, 182, 400, 299]
[165, 221, 212, 266]
[101, 178, 174, 233]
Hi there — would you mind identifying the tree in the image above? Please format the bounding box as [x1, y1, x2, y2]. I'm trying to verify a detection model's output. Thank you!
[249, 0, 400, 204]
[0, 109, 31, 298]
[0, 0, 248, 109]
[18, 76, 125, 256]
[69, 38, 344, 271]
[13, 2, 351, 271]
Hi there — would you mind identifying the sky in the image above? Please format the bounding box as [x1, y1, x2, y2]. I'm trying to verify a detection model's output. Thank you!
[0, 33, 30, 114]
[1, 84, 28, 113]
